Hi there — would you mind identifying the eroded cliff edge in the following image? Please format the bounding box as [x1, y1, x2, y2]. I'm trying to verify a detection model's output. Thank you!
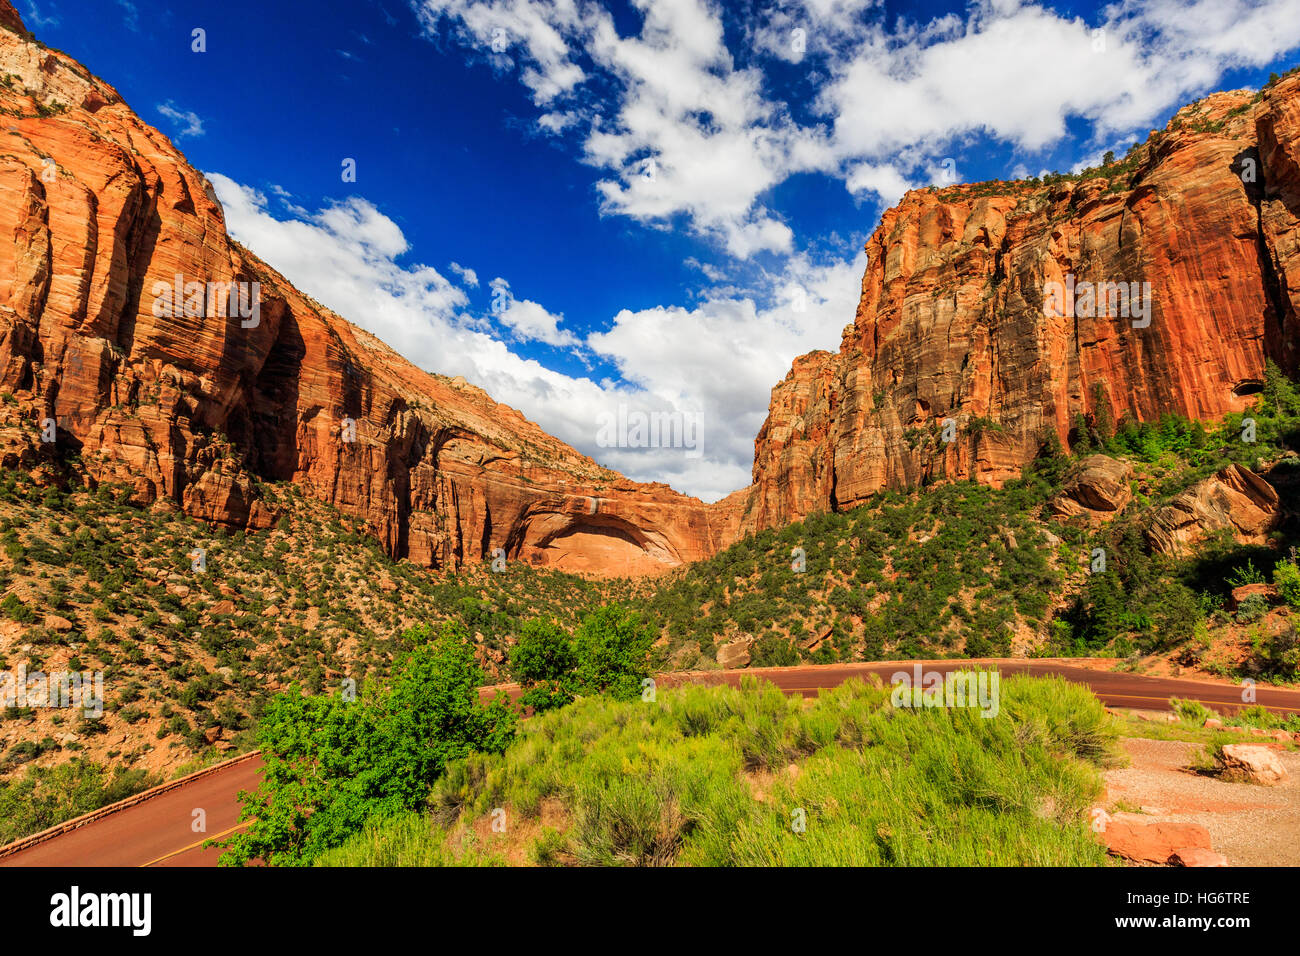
[738, 77, 1300, 534]
[0, 6, 742, 576]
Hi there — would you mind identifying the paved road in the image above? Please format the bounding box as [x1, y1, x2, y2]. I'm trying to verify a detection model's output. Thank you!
[658, 660, 1300, 715]
[0, 752, 264, 867]
[4, 660, 1298, 867]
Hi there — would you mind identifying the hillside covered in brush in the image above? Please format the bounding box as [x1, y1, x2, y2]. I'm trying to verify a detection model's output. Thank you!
[620, 364, 1300, 677]
[3, 364, 1298, 816]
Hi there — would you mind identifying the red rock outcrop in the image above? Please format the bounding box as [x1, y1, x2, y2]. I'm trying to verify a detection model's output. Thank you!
[0, 1, 23, 36]
[740, 79, 1300, 533]
[1047, 454, 1134, 520]
[1146, 463, 1281, 556]
[1099, 819, 1213, 865]
[0, 15, 742, 576]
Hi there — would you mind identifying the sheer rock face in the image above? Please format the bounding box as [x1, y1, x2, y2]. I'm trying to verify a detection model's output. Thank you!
[5, 0, 1299, 577]
[0, 20, 741, 575]
[740, 80, 1300, 535]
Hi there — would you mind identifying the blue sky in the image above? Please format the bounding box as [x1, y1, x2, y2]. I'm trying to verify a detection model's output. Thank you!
[22, 0, 1300, 500]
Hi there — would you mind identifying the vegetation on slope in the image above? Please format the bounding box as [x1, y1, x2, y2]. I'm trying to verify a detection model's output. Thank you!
[616, 362, 1300, 679]
[0, 451, 610, 792]
[1, 365, 1298, 850]
[0, 759, 155, 845]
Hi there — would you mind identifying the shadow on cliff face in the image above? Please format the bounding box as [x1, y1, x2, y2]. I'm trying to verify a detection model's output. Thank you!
[523, 513, 682, 577]
[116, 192, 166, 359]
[232, 303, 304, 481]
[1234, 145, 1296, 377]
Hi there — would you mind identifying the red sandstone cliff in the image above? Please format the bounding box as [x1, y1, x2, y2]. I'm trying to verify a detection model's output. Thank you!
[4, 0, 1298, 570]
[0, 8, 741, 575]
[0, 0, 22, 36]
[740, 77, 1300, 533]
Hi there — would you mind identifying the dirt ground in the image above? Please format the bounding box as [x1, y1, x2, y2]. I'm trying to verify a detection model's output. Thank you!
[1104, 737, 1300, 866]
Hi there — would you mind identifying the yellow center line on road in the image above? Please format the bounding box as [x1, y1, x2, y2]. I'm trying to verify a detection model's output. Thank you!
[139, 819, 252, 868]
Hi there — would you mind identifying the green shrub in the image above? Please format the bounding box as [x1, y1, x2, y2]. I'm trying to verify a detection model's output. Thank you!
[510, 617, 576, 713]
[218, 619, 516, 866]
[571, 606, 653, 702]
[398, 674, 1119, 867]
[1273, 558, 1300, 610]
[1236, 593, 1269, 624]
[0, 760, 156, 845]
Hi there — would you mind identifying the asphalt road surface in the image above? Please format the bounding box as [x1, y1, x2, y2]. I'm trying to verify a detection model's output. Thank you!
[4, 660, 1298, 867]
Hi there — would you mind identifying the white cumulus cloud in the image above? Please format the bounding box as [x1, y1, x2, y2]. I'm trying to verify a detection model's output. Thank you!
[208, 172, 860, 501]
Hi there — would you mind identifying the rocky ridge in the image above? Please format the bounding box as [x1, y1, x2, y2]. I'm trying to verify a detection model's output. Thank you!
[738, 76, 1300, 534]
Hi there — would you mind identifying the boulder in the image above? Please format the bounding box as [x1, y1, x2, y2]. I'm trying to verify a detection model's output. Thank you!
[716, 636, 755, 669]
[1229, 582, 1275, 610]
[1101, 821, 1212, 864]
[799, 625, 833, 652]
[1147, 465, 1281, 557]
[1217, 744, 1288, 784]
[1049, 455, 1134, 519]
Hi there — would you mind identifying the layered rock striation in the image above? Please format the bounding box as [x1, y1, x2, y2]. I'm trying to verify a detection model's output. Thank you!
[740, 78, 1300, 533]
[0, 6, 740, 575]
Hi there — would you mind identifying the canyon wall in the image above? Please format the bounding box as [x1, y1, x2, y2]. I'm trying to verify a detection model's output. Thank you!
[0, 6, 741, 576]
[740, 78, 1300, 533]
[3, 0, 1298, 570]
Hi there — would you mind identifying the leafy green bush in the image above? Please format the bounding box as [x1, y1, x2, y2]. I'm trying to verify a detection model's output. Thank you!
[218, 620, 516, 866]
[1273, 558, 1300, 610]
[1250, 624, 1300, 682]
[1228, 560, 1266, 588]
[1236, 593, 1270, 624]
[510, 617, 576, 712]
[1171, 698, 1213, 725]
[0, 760, 156, 845]
[750, 635, 800, 667]
[570, 605, 653, 702]
[1, 592, 35, 624]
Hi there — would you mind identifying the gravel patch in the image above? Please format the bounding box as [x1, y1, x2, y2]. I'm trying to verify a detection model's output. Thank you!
[1104, 737, 1300, 866]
